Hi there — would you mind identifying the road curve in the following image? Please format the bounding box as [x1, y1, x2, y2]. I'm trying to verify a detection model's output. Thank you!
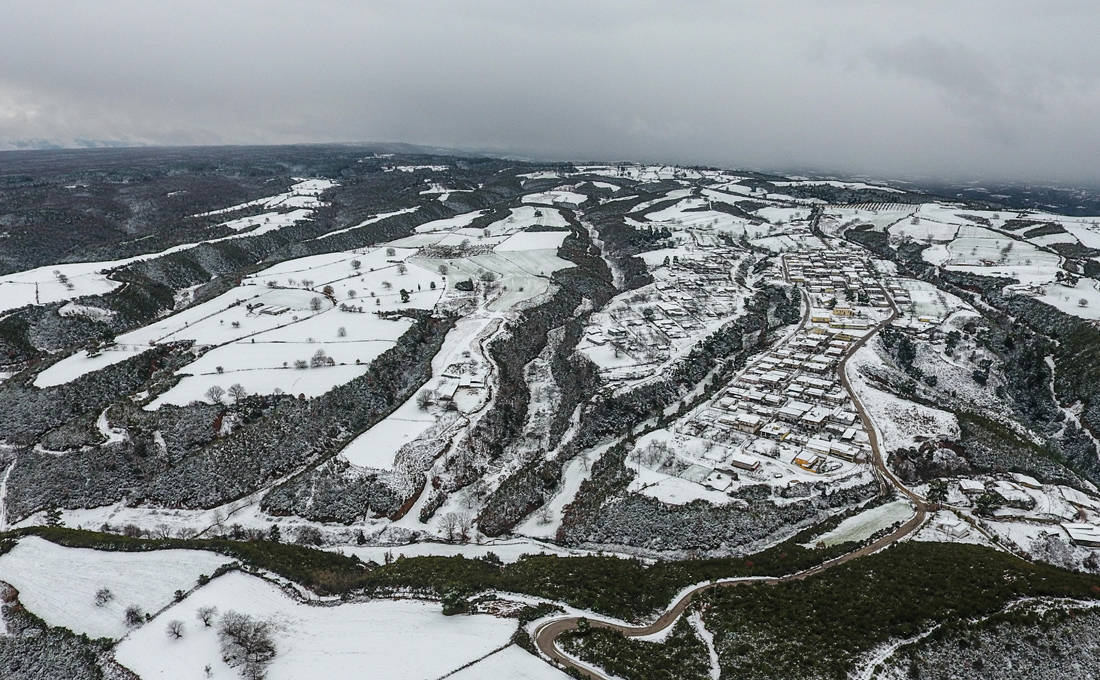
[533, 255, 928, 679]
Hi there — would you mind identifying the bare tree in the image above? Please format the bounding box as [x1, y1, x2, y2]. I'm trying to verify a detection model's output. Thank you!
[440, 512, 459, 542]
[205, 385, 226, 404]
[197, 606, 218, 627]
[310, 296, 323, 312]
[166, 619, 185, 639]
[536, 505, 553, 525]
[397, 263, 408, 275]
[124, 605, 145, 627]
[219, 611, 276, 680]
[438, 264, 449, 276]
[351, 259, 362, 270]
[386, 247, 396, 257]
[228, 383, 247, 404]
[94, 587, 113, 607]
[455, 512, 474, 541]
[416, 389, 432, 410]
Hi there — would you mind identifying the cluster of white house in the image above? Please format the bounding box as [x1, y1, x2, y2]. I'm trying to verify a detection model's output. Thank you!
[786, 251, 891, 310]
[883, 277, 948, 327]
[950, 472, 1100, 548]
[435, 361, 487, 403]
[582, 249, 746, 380]
[685, 324, 871, 474]
[674, 250, 895, 475]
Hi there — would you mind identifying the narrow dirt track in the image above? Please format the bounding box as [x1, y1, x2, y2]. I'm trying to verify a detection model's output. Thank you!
[533, 254, 928, 678]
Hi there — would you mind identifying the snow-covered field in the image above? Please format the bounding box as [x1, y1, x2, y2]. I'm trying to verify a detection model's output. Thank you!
[496, 230, 569, 252]
[449, 645, 569, 680]
[807, 500, 913, 547]
[413, 209, 488, 233]
[0, 537, 229, 640]
[484, 206, 569, 235]
[193, 178, 335, 218]
[214, 208, 314, 235]
[643, 198, 773, 239]
[1032, 276, 1100, 320]
[942, 231, 1060, 285]
[339, 401, 437, 469]
[115, 570, 519, 680]
[889, 219, 959, 243]
[0, 179, 336, 316]
[315, 207, 419, 240]
[523, 189, 587, 207]
[37, 244, 445, 405]
[340, 313, 497, 470]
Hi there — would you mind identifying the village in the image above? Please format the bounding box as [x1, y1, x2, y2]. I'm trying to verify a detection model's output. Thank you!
[621, 246, 908, 504]
[693, 251, 889, 461]
[576, 245, 751, 389]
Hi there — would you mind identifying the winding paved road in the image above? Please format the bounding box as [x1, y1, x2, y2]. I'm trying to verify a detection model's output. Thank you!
[533, 253, 929, 678]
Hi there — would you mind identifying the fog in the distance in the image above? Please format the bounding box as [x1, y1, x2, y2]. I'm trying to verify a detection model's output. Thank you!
[1, 1, 1097, 183]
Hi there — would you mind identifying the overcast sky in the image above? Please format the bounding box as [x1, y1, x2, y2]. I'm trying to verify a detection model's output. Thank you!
[1, 1, 1098, 183]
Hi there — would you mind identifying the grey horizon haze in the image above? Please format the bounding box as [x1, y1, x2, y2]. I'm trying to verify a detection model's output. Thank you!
[1, 0, 1098, 183]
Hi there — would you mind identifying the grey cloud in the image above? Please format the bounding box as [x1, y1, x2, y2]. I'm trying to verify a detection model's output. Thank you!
[0, 0, 1098, 183]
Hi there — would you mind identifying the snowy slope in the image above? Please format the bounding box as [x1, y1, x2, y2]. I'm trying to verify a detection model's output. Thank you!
[115, 570, 517, 680]
[0, 537, 229, 640]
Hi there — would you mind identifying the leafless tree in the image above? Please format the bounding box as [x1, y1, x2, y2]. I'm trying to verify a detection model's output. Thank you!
[310, 296, 323, 312]
[94, 587, 113, 607]
[455, 512, 474, 541]
[124, 605, 144, 627]
[219, 611, 276, 680]
[197, 606, 218, 627]
[166, 619, 185, 639]
[205, 385, 225, 404]
[228, 383, 247, 404]
[441, 512, 459, 542]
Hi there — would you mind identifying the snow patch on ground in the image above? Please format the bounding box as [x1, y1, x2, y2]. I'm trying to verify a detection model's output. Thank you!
[0, 537, 229, 640]
[805, 500, 913, 547]
[449, 645, 570, 680]
[846, 343, 960, 450]
[115, 570, 516, 680]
